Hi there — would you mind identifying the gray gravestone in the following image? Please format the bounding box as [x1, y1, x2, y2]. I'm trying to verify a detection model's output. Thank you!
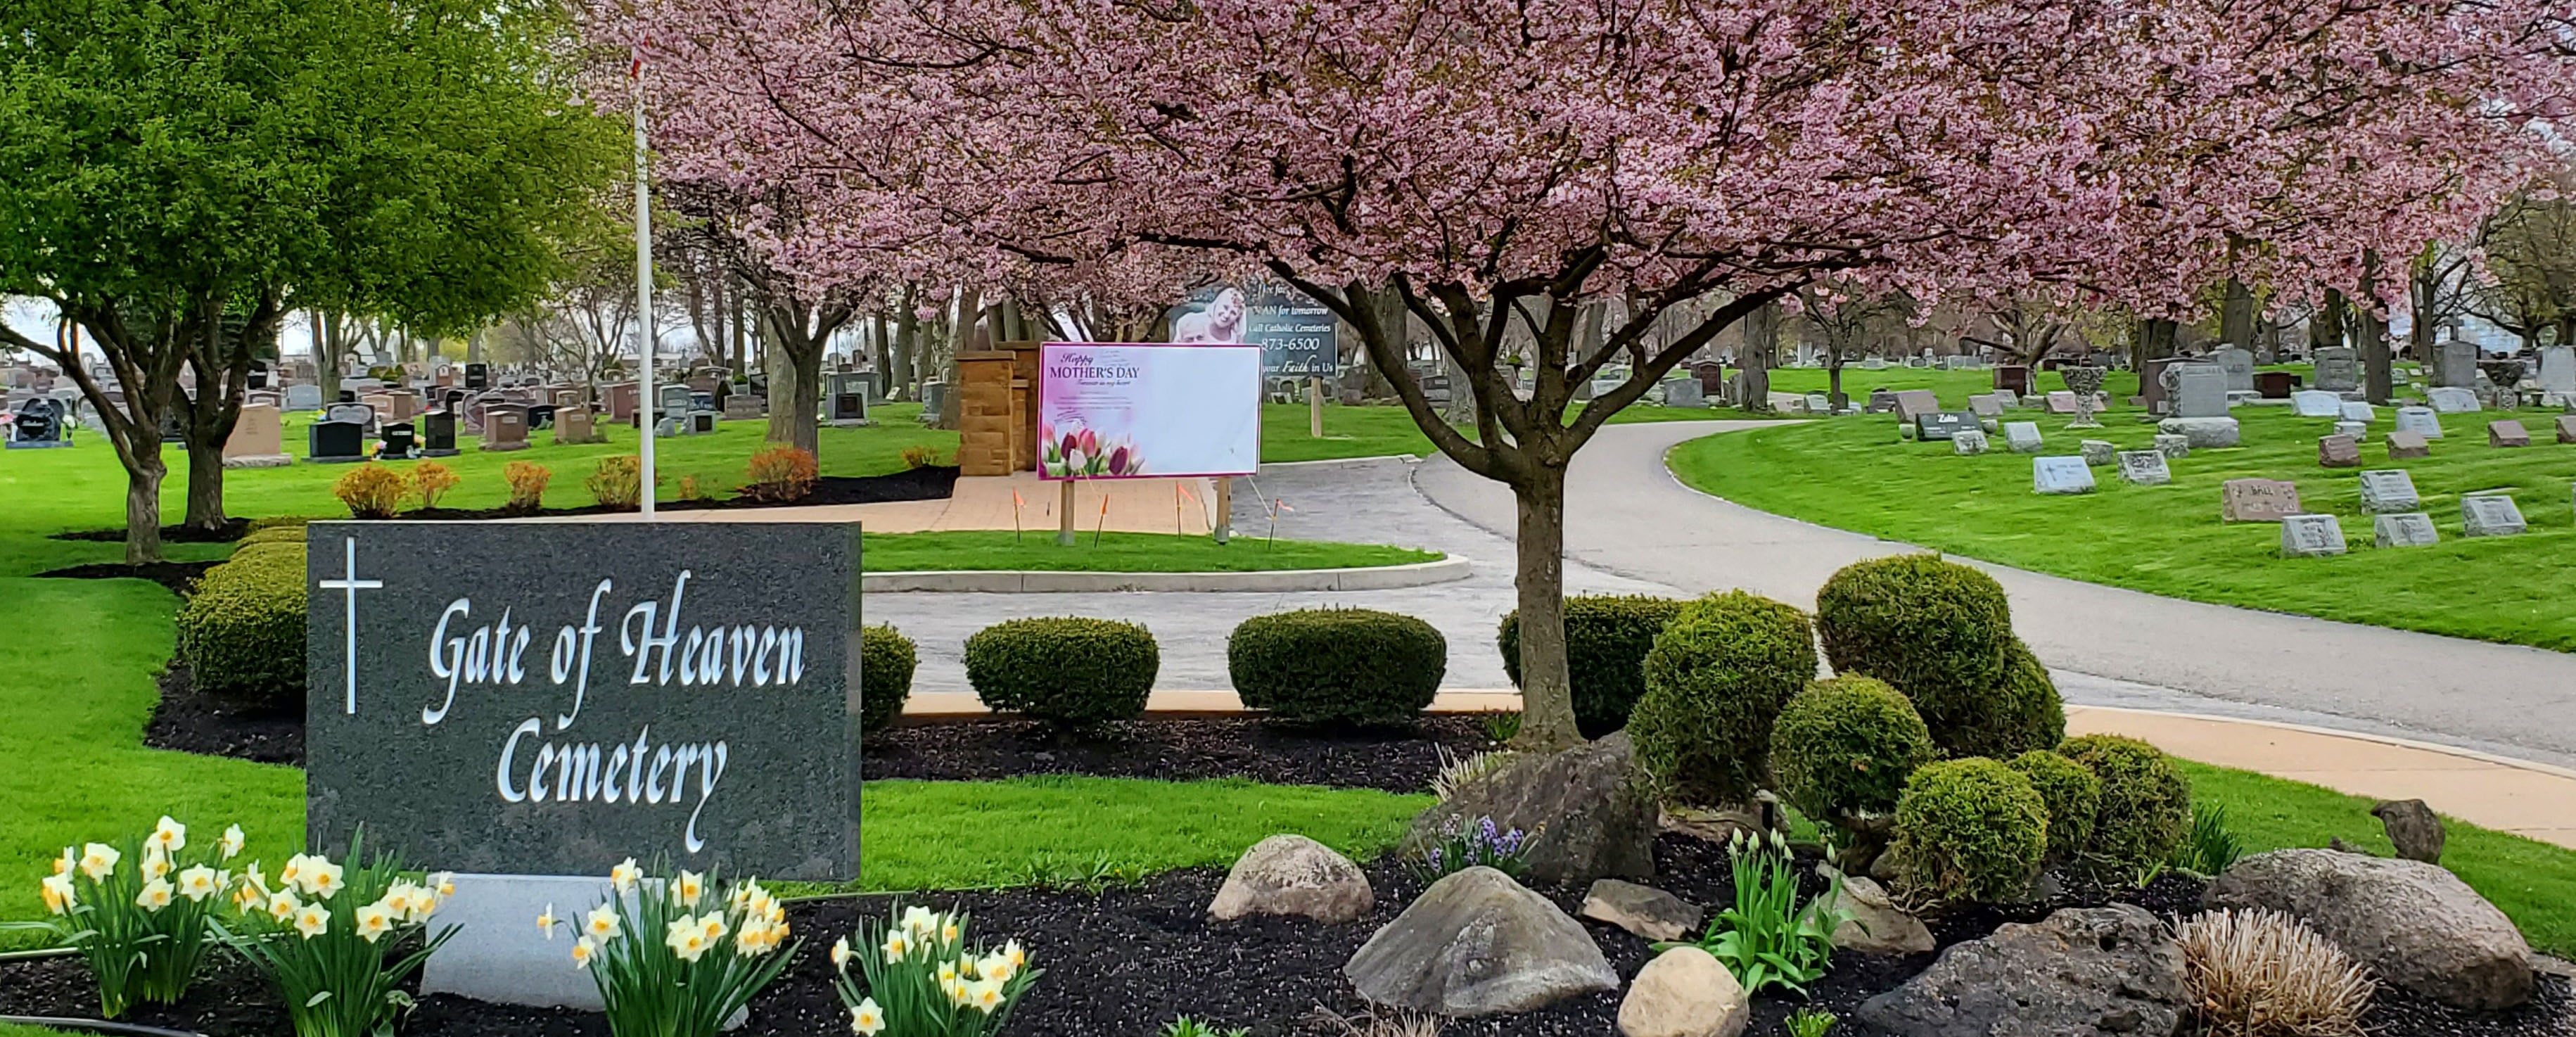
[1951, 429, 1990, 455]
[2333, 420, 2368, 442]
[2358, 470, 2420, 514]
[303, 521, 862, 1009]
[2291, 390, 2343, 418]
[284, 383, 325, 412]
[1803, 392, 1832, 414]
[2393, 407, 2443, 438]
[2173, 363, 2231, 418]
[2157, 416, 2240, 449]
[2373, 513, 2440, 549]
[2425, 386, 2480, 414]
[1992, 388, 2021, 409]
[2539, 347, 2575, 402]
[2313, 347, 2360, 393]
[1662, 378, 1704, 409]
[2032, 456, 2096, 495]
[2488, 420, 2532, 447]
[2439, 341, 2478, 388]
[1968, 394, 2004, 418]
[2279, 514, 2348, 558]
[2080, 440, 2117, 466]
[2560, 416, 2576, 445]
[2045, 390, 2081, 414]
[2154, 433, 2191, 459]
[2003, 421, 2044, 454]
[2212, 347, 2255, 393]
[2115, 450, 2172, 486]
[2338, 400, 2376, 424]
[1891, 390, 1943, 424]
[2385, 431, 2431, 459]
[2461, 495, 2526, 537]
[2221, 478, 2303, 522]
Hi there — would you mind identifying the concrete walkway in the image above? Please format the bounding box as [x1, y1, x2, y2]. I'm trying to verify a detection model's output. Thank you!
[1413, 420, 2576, 772]
[615, 471, 1226, 535]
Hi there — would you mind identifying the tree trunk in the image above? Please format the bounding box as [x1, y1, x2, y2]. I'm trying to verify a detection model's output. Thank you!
[2221, 278, 2255, 351]
[184, 440, 225, 531]
[125, 450, 167, 565]
[2359, 254, 2395, 405]
[1739, 300, 1778, 412]
[1510, 464, 1582, 751]
[2311, 290, 2345, 352]
[763, 310, 824, 454]
[872, 309, 893, 386]
[1828, 361, 1846, 411]
[893, 285, 920, 398]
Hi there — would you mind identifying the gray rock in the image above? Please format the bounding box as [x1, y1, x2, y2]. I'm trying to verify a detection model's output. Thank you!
[2372, 800, 2446, 864]
[1858, 905, 2188, 1037]
[2080, 439, 2117, 466]
[1582, 879, 1702, 942]
[1410, 731, 1655, 886]
[1618, 946, 1749, 1037]
[2157, 416, 2242, 449]
[2153, 433, 2191, 459]
[1344, 867, 1619, 1016]
[1209, 834, 1374, 924]
[2203, 848, 2532, 1010]
[1810, 872, 1935, 955]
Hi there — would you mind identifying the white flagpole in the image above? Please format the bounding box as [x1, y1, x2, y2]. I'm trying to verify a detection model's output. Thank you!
[632, 60, 657, 519]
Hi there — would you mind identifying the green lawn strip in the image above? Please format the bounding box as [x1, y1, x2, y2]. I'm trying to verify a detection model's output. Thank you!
[1669, 403, 2576, 652]
[2179, 761, 2576, 957]
[1256, 400, 1773, 463]
[864, 530, 1438, 572]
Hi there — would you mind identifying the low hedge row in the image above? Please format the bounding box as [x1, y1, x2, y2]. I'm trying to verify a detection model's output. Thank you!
[1230, 609, 1445, 726]
[175, 541, 310, 706]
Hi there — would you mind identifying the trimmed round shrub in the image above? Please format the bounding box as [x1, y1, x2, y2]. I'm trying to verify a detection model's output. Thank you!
[1497, 595, 1685, 737]
[964, 617, 1159, 729]
[1230, 608, 1446, 727]
[2008, 749, 2102, 863]
[1769, 676, 1939, 827]
[1627, 591, 1818, 807]
[1892, 757, 2050, 903]
[175, 542, 310, 706]
[857, 625, 919, 737]
[2058, 734, 2192, 871]
[1969, 637, 2069, 759]
[1815, 554, 2023, 756]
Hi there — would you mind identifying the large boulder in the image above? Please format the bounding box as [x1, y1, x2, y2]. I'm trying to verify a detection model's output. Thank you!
[1858, 905, 2188, 1037]
[1582, 879, 1702, 942]
[1618, 946, 1749, 1037]
[2203, 848, 2532, 1010]
[2371, 799, 2446, 864]
[1808, 872, 1934, 956]
[1344, 866, 1619, 1016]
[1408, 730, 1655, 885]
[1208, 834, 1374, 924]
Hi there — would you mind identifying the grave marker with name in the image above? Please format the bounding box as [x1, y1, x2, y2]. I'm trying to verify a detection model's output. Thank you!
[2358, 470, 2419, 514]
[2461, 495, 2526, 537]
[2384, 431, 2430, 460]
[2425, 386, 2480, 414]
[2317, 435, 2360, 469]
[2045, 390, 2081, 415]
[2172, 363, 2231, 419]
[2392, 407, 2443, 438]
[2313, 347, 2360, 393]
[2291, 390, 2344, 418]
[2279, 514, 2348, 558]
[2221, 478, 2302, 522]
[2154, 434, 2191, 460]
[2003, 421, 2044, 454]
[2338, 401, 2376, 424]
[2373, 513, 2440, 549]
[1951, 429, 1989, 455]
[2488, 420, 2532, 447]
[2115, 450, 2172, 486]
[2559, 416, 2576, 445]
[1890, 390, 1943, 425]
[1968, 394, 2004, 418]
[2212, 347, 2256, 393]
[222, 405, 292, 469]
[2080, 440, 2117, 466]
[2032, 456, 2096, 495]
[1914, 411, 1976, 441]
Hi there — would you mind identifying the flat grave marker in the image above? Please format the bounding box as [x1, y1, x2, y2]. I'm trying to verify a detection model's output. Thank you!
[1914, 411, 1976, 441]
[2116, 450, 2172, 486]
[2489, 420, 2532, 448]
[2339, 401, 2376, 424]
[2081, 440, 2117, 466]
[2291, 390, 2344, 418]
[1968, 394, 2005, 419]
[2358, 469, 2420, 514]
[1951, 429, 1989, 455]
[2560, 415, 2576, 445]
[2373, 512, 2440, 549]
[1891, 389, 1943, 424]
[2393, 407, 2443, 438]
[2426, 386, 2480, 414]
[2279, 514, 2348, 558]
[2032, 456, 2096, 495]
[2221, 478, 2302, 523]
[2003, 421, 2044, 454]
[2461, 494, 2527, 537]
[2046, 390, 2081, 415]
[2154, 433, 2191, 459]
[2385, 431, 2431, 460]
[2317, 435, 2361, 469]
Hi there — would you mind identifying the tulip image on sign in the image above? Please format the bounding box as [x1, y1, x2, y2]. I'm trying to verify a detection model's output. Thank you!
[1039, 422, 1143, 478]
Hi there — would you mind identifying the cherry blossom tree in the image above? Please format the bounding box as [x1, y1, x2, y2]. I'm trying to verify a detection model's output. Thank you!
[605, 0, 2575, 749]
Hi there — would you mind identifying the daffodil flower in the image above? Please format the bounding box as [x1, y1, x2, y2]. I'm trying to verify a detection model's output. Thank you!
[39, 873, 76, 915]
[267, 890, 302, 920]
[848, 998, 884, 1036]
[219, 824, 245, 860]
[537, 905, 559, 938]
[355, 903, 394, 943]
[149, 816, 186, 854]
[699, 914, 727, 942]
[572, 935, 598, 969]
[610, 858, 641, 893]
[79, 843, 120, 882]
[294, 904, 331, 939]
[53, 848, 73, 877]
[675, 869, 706, 908]
[899, 905, 938, 936]
[829, 936, 853, 971]
[142, 850, 172, 882]
[881, 930, 910, 962]
[135, 878, 174, 912]
[967, 978, 1005, 1013]
[177, 865, 219, 902]
[300, 860, 345, 900]
[585, 903, 621, 941]
[664, 915, 711, 962]
[431, 872, 457, 898]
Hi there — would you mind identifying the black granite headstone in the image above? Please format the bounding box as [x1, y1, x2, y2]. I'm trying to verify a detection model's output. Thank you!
[309, 419, 367, 462]
[303, 521, 862, 878]
[379, 423, 416, 460]
[420, 411, 459, 457]
[464, 362, 490, 390]
[1914, 410, 1977, 441]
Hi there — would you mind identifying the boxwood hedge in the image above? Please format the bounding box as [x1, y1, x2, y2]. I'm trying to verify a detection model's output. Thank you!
[1230, 608, 1446, 727]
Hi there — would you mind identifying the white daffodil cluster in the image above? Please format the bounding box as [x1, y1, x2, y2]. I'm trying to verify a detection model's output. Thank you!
[549, 859, 791, 973]
[227, 850, 448, 944]
[832, 905, 1033, 1036]
[34, 818, 285, 1017]
[39, 817, 250, 919]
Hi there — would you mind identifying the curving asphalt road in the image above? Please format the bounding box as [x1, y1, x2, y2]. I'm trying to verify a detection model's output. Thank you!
[1411, 420, 2576, 770]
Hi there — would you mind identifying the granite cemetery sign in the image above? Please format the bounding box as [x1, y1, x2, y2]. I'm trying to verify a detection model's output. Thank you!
[304, 521, 862, 1005]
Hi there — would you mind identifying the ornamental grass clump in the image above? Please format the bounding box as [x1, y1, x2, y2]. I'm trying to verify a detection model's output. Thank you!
[1653, 829, 1842, 996]
[833, 905, 1039, 1036]
[18, 817, 248, 1017]
[1404, 815, 1534, 882]
[552, 858, 798, 1037]
[2176, 908, 2375, 1037]
[214, 829, 457, 1037]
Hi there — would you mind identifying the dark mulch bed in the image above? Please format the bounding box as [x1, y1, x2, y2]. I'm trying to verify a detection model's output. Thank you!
[33, 559, 220, 594]
[5, 837, 2565, 1037]
[143, 663, 303, 765]
[864, 715, 1497, 794]
[51, 519, 253, 545]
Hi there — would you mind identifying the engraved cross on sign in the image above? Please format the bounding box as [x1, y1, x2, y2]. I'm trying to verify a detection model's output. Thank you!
[317, 536, 383, 715]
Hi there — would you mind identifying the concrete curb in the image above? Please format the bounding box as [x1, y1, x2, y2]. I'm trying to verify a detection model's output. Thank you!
[862, 554, 1472, 593]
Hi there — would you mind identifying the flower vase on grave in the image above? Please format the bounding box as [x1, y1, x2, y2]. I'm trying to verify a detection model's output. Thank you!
[2062, 366, 2107, 429]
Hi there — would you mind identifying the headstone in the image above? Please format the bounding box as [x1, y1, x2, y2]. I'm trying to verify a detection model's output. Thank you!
[326, 402, 377, 431]
[2212, 347, 2255, 393]
[2080, 440, 2117, 466]
[284, 383, 325, 412]
[2254, 370, 2297, 400]
[2385, 431, 2430, 460]
[554, 409, 601, 446]
[2032, 456, 2096, 495]
[2539, 347, 2576, 404]
[2003, 421, 2044, 454]
[2558, 416, 2576, 445]
[481, 404, 531, 452]
[2221, 478, 2303, 522]
[2045, 390, 2080, 414]
[304, 521, 861, 1010]
[2157, 416, 2240, 449]
[5, 398, 72, 449]
[2153, 434, 2191, 459]
[2339, 401, 2376, 424]
[1914, 411, 1975, 441]
[1861, 357, 1887, 371]
[419, 411, 459, 457]
[1865, 388, 1897, 414]
[2425, 386, 2480, 414]
[2487, 420, 2531, 447]
[2279, 514, 2348, 558]
[2313, 347, 2361, 393]
[1891, 390, 1943, 424]
[2438, 340, 2478, 388]
[601, 382, 640, 421]
[722, 395, 766, 421]
[2115, 450, 2172, 486]
[689, 411, 717, 434]
[1804, 392, 1832, 415]
[307, 416, 367, 463]
[2461, 494, 2527, 537]
[2393, 407, 2443, 438]
[2317, 435, 2361, 469]
[2373, 513, 2440, 549]
[2358, 470, 2420, 514]
[378, 423, 416, 461]
[2172, 363, 2231, 418]
[1968, 394, 2004, 418]
[1660, 378, 1703, 409]
[462, 362, 490, 390]
[2333, 420, 2368, 442]
[1994, 365, 2033, 397]
[2292, 390, 2343, 418]
[1951, 429, 1989, 455]
[222, 405, 292, 468]
[1991, 388, 2020, 409]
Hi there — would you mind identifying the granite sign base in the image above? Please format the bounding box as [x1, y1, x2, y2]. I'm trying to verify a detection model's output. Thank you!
[421, 873, 621, 1010]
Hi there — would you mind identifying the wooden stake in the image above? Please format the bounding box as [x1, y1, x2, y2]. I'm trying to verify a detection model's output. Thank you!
[1213, 478, 1233, 545]
[1057, 479, 1076, 546]
[1308, 376, 1325, 438]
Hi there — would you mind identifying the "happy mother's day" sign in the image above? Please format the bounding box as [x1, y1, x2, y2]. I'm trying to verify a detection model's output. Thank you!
[304, 521, 861, 879]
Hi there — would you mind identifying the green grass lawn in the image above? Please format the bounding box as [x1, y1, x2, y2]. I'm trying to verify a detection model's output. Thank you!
[864, 530, 1439, 571]
[1670, 400, 2576, 652]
